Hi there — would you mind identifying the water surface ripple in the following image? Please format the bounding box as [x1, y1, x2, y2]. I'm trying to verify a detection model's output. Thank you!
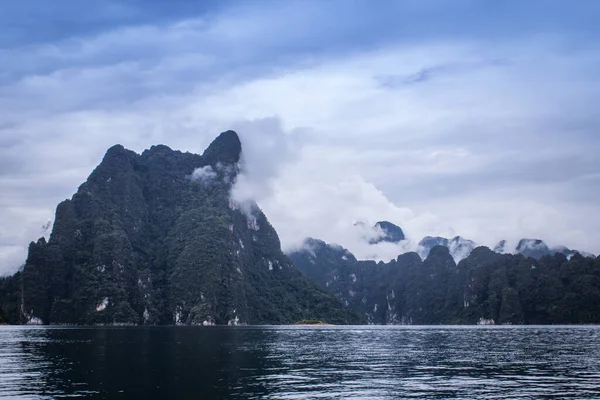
[1, 325, 599, 399]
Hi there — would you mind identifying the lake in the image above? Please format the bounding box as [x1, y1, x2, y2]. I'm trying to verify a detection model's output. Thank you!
[1, 325, 599, 399]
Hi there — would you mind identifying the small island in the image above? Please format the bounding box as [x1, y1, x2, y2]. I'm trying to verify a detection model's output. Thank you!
[295, 319, 333, 326]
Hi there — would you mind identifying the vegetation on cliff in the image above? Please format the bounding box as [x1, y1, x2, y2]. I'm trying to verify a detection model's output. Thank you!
[0, 131, 358, 325]
[290, 239, 600, 324]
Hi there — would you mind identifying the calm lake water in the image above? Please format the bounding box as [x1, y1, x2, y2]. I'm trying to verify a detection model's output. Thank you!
[1, 326, 599, 399]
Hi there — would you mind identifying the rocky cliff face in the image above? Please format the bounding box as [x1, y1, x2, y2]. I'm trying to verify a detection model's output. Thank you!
[9, 131, 358, 325]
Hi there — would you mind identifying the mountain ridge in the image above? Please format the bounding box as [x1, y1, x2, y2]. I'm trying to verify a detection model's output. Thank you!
[356, 220, 594, 262]
[290, 237, 600, 324]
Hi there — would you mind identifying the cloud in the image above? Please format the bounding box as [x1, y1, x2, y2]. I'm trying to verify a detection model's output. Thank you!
[190, 165, 217, 185]
[207, 40, 600, 259]
[261, 164, 442, 262]
[1, 1, 600, 275]
[0, 208, 52, 274]
[229, 117, 305, 206]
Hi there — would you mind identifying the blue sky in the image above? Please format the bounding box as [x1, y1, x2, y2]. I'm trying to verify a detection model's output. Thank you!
[1, 0, 600, 274]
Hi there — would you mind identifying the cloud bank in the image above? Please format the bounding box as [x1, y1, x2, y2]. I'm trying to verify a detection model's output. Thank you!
[1, 1, 600, 275]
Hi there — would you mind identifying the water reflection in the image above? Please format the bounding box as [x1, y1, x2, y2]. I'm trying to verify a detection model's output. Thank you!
[1, 326, 600, 399]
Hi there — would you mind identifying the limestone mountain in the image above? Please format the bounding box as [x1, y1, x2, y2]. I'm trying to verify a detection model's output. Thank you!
[515, 239, 552, 259]
[0, 131, 358, 325]
[418, 235, 593, 262]
[357, 220, 593, 262]
[495, 238, 594, 259]
[418, 235, 476, 262]
[370, 221, 406, 244]
[290, 238, 600, 324]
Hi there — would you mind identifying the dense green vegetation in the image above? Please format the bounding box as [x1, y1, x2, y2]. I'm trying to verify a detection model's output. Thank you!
[0, 131, 358, 325]
[290, 239, 600, 325]
[0, 273, 21, 324]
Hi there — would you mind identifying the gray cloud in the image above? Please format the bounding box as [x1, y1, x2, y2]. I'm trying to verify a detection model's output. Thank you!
[1, 2, 600, 275]
[190, 165, 217, 186]
[229, 118, 306, 205]
[376, 58, 510, 87]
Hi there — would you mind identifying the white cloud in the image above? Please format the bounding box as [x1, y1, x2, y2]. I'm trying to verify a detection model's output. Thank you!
[190, 165, 217, 184]
[228, 118, 302, 203]
[1, 8, 600, 275]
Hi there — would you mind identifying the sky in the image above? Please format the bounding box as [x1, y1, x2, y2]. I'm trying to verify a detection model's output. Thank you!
[1, 0, 600, 275]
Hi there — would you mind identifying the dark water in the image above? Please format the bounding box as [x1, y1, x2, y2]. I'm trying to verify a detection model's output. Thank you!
[1, 326, 600, 399]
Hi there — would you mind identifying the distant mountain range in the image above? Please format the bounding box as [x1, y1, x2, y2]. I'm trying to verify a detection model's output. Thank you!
[289, 237, 600, 325]
[354, 220, 594, 262]
[286, 221, 599, 325]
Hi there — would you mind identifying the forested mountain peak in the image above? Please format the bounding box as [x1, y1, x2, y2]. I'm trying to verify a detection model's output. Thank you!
[0, 130, 357, 326]
[202, 130, 242, 166]
[371, 221, 406, 244]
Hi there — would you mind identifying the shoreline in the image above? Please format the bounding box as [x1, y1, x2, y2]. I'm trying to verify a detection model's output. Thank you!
[2, 323, 600, 327]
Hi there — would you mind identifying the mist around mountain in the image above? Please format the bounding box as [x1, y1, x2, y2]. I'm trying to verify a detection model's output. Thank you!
[418, 235, 477, 261]
[289, 221, 600, 324]
[290, 238, 600, 325]
[353, 220, 594, 263]
[369, 221, 406, 244]
[0, 131, 358, 326]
